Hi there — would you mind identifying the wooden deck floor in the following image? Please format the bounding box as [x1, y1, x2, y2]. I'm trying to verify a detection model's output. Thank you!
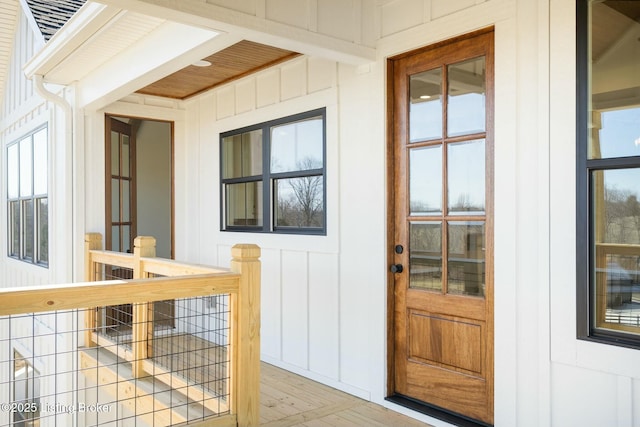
[260, 363, 434, 427]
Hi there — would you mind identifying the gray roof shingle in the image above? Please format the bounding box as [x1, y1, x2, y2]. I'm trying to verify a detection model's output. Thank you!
[26, 0, 86, 41]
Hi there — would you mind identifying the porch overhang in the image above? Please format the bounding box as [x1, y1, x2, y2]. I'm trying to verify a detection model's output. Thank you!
[24, 0, 376, 111]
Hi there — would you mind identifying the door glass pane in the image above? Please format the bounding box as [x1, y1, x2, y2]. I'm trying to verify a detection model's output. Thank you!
[410, 221, 442, 291]
[448, 139, 485, 215]
[7, 144, 19, 199]
[112, 178, 120, 222]
[37, 198, 48, 264]
[410, 68, 443, 142]
[23, 200, 34, 261]
[20, 137, 32, 197]
[33, 129, 47, 195]
[111, 131, 120, 175]
[222, 130, 263, 179]
[274, 176, 324, 228]
[112, 225, 120, 252]
[271, 116, 323, 173]
[592, 169, 640, 331]
[410, 145, 442, 215]
[447, 221, 485, 297]
[122, 225, 131, 253]
[122, 180, 130, 222]
[447, 57, 486, 137]
[122, 135, 130, 178]
[225, 182, 263, 227]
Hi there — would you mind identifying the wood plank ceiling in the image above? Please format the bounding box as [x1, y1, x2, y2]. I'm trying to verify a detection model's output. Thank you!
[136, 40, 299, 99]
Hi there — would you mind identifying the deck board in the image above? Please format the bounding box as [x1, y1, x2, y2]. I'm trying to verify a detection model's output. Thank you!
[260, 362, 434, 427]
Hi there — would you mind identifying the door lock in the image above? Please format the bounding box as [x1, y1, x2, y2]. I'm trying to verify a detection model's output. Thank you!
[390, 264, 404, 274]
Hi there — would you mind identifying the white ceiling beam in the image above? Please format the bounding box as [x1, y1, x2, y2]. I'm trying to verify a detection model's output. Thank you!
[77, 24, 238, 111]
[93, 0, 376, 65]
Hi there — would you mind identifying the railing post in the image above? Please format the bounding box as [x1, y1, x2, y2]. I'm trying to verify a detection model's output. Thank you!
[132, 236, 156, 378]
[230, 244, 261, 427]
[84, 233, 103, 347]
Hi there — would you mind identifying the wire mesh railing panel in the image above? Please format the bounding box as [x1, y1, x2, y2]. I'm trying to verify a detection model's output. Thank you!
[1, 295, 232, 427]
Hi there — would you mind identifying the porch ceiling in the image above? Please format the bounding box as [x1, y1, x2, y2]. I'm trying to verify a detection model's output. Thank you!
[135, 40, 299, 99]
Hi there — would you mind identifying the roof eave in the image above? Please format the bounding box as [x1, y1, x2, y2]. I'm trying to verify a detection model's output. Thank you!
[23, 1, 119, 82]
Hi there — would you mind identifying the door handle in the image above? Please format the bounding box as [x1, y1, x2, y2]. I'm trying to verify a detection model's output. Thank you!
[390, 264, 404, 273]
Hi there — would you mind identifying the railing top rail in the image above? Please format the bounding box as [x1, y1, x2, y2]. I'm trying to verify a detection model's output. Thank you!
[0, 272, 241, 316]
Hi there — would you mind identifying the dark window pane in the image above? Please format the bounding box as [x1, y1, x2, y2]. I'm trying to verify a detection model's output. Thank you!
[271, 117, 323, 173]
[448, 221, 485, 297]
[222, 130, 262, 179]
[9, 201, 19, 257]
[37, 198, 48, 264]
[409, 221, 442, 291]
[410, 68, 443, 142]
[275, 177, 324, 228]
[225, 182, 263, 227]
[23, 200, 34, 261]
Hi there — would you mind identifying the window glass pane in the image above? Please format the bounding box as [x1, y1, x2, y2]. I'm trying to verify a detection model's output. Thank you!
[33, 129, 47, 195]
[225, 182, 263, 227]
[409, 221, 442, 291]
[14, 351, 40, 426]
[447, 57, 486, 137]
[591, 108, 640, 159]
[271, 117, 323, 173]
[9, 201, 19, 257]
[222, 130, 262, 179]
[589, 1, 640, 159]
[20, 137, 32, 197]
[23, 200, 34, 260]
[37, 198, 48, 264]
[275, 176, 324, 228]
[8, 143, 19, 199]
[410, 68, 443, 142]
[447, 139, 485, 215]
[410, 145, 442, 215]
[448, 221, 485, 297]
[592, 169, 640, 333]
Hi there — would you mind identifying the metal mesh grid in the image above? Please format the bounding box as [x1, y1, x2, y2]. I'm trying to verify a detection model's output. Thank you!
[0, 292, 231, 427]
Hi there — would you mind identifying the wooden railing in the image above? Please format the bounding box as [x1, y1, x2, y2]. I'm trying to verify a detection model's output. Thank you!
[0, 233, 261, 427]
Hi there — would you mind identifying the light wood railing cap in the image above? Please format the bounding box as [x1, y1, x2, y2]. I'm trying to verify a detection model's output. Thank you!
[85, 232, 103, 243]
[231, 244, 261, 260]
[134, 236, 157, 248]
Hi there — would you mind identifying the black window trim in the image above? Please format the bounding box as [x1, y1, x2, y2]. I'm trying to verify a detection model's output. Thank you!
[219, 108, 327, 235]
[576, 0, 640, 348]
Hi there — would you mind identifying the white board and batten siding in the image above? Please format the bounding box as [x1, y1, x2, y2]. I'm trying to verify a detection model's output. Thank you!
[0, 9, 78, 426]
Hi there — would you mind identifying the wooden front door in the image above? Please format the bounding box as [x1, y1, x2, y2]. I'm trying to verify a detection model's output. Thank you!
[389, 29, 494, 424]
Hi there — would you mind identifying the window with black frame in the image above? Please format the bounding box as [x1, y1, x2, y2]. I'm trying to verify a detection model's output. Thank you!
[220, 108, 326, 234]
[577, 1, 640, 346]
[6, 126, 48, 266]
